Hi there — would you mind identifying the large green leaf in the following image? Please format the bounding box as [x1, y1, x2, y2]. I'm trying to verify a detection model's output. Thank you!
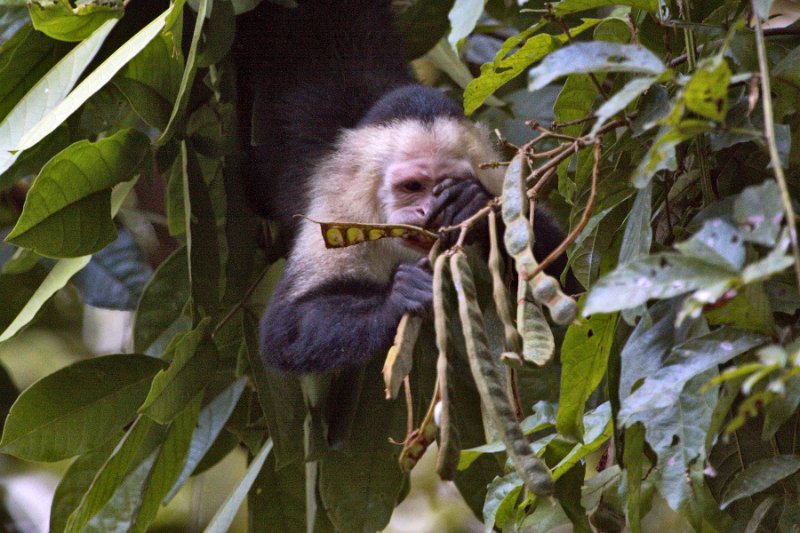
[112, 29, 183, 130]
[0, 354, 164, 462]
[584, 253, 735, 315]
[0, 18, 115, 175]
[14, 4, 178, 154]
[557, 298, 617, 439]
[318, 358, 408, 532]
[6, 128, 150, 258]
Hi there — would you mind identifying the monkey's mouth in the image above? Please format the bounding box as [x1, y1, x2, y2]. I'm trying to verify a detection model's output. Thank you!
[401, 235, 435, 252]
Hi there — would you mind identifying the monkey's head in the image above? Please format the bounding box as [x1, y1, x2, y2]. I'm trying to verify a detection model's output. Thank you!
[306, 88, 503, 255]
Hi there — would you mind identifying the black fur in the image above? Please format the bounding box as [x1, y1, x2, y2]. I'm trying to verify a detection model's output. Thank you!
[359, 85, 464, 127]
[235, 0, 412, 230]
[260, 264, 432, 373]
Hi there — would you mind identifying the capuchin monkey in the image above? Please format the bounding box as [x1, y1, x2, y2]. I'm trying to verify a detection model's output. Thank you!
[235, 0, 570, 373]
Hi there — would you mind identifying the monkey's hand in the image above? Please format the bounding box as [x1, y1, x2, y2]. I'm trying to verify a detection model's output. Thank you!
[426, 177, 492, 248]
[388, 262, 433, 316]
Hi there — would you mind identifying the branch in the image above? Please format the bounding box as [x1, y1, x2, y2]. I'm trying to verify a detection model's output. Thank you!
[752, 0, 800, 291]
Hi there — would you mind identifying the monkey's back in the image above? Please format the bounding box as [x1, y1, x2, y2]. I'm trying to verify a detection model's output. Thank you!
[234, 0, 413, 226]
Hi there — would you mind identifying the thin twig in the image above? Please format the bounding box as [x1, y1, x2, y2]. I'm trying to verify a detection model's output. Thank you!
[752, 1, 800, 291]
[211, 263, 271, 339]
[404, 375, 413, 437]
[526, 140, 602, 279]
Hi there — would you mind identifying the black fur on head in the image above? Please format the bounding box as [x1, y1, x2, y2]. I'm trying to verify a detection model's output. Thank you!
[359, 85, 465, 127]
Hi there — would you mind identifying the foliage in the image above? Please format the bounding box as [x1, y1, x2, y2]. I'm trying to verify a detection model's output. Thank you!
[0, 0, 800, 531]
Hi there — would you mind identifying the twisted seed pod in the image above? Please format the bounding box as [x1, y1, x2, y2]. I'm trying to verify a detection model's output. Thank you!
[450, 252, 554, 497]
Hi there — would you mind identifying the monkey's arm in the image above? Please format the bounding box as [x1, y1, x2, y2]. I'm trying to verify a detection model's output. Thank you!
[261, 263, 432, 373]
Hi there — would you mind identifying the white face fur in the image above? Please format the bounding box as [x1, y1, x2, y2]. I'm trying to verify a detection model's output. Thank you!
[285, 116, 504, 296]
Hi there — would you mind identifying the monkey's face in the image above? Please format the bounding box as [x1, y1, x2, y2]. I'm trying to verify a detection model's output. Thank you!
[380, 156, 474, 250]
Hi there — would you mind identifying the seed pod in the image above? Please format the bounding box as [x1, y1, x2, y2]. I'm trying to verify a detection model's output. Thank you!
[450, 252, 554, 497]
[432, 254, 460, 479]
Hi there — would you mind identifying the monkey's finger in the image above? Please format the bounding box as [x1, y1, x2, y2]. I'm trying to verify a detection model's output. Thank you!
[432, 178, 459, 196]
[451, 195, 489, 226]
[416, 257, 432, 270]
[426, 185, 468, 226]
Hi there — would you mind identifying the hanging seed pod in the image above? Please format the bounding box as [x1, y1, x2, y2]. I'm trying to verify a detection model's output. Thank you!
[450, 252, 554, 497]
[501, 153, 576, 326]
[432, 254, 460, 479]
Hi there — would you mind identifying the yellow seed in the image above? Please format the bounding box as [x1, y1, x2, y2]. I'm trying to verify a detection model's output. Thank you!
[326, 228, 344, 247]
[346, 227, 365, 243]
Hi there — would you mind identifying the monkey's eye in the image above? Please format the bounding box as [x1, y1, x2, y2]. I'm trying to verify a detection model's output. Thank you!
[403, 181, 424, 193]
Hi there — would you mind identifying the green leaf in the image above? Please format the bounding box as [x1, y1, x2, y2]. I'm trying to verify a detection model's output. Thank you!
[181, 142, 221, 318]
[483, 472, 523, 531]
[464, 19, 599, 115]
[630, 121, 711, 188]
[528, 42, 665, 91]
[684, 58, 731, 122]
[584, 253, 735, 315]
[395, 0, 455, 59]
[0, 18, 115, 175]
[733, 180, 784, 247]
[243, 306, 305, 468]
[133, 246, 191, 355]
[112, 30, 183, 130]
[720, 456, 800, 509]
[555, 74, 597, 137]
[552, 403, 613, 480]
[557, 298, 617, 439]
[6, 128, 150, 258]
[204, 438, 273, 533]
[14, 4, 177, 154]
[140, 320, 218, 424]
[197, 0, 234, 67]
[589, 77, 658, 137]
[0, 354, 164, 461]
[674, 219, 745, 271]
[28, 0, 123, 42]
[552, 0, 659, 15]
[618, 181, 652, 265]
